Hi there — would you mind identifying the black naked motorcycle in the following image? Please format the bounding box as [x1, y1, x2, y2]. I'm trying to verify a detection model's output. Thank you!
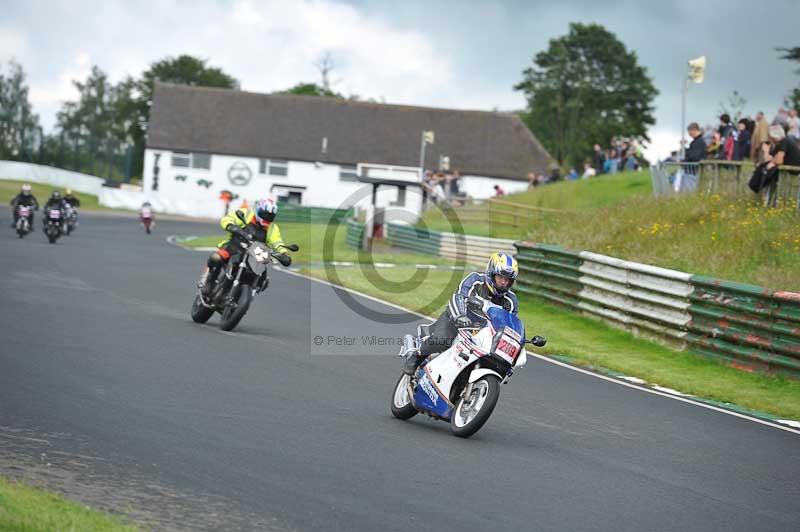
[44, 208, 63, 244]
[190, 237, 298, 331]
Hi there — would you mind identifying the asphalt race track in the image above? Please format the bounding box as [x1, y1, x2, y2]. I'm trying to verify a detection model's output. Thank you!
[1, 209, 798, 531]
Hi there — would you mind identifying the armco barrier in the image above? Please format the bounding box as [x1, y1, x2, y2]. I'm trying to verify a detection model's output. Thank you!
[514, 241, 800, 377]
[386, 222, 515, 265]
[686, 278, 800, 376]
[278, 204, 352, 224]
[346, 218, 366, 250]
[514, 243, 693, 345]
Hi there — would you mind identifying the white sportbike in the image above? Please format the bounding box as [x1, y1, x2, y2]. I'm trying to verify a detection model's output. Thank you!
[391, 296, 546, 438]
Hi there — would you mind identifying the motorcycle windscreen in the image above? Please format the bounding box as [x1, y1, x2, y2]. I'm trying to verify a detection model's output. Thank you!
[486, 306, 524, 338]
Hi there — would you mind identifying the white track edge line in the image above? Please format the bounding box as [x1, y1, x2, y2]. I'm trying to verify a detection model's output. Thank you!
[170, 238, 800, 436]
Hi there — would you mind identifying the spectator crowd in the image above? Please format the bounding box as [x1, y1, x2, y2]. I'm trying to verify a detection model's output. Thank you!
[677, 107, 800, 168]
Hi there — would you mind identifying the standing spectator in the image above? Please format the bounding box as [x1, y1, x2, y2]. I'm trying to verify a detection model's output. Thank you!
[718, 114, 737, 160]
[684, 122, 707, 162]
[706, 131, 724, 160]
[447, 169, 461, 198]
[733, 118, 752, 161]
[624, 149, 638, 171]
[751, 111, 770, 162]
[592, 143, 605, 174]
[787, 109, 800, 140]
[493, 184, 505, 197]
[527, 172, 538, 189]
[718, 114, 735, 139]
[582, 162, 597, 179]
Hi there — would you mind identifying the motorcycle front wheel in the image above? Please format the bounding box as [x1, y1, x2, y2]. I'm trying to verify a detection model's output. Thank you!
[190, 293, 214, 323]
[390, 373, 417, 420]
[219, 285, 252, 331]
[450, 375, 500, 438]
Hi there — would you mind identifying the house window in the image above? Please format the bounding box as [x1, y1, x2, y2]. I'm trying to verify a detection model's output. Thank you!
[286, 191, 302, 204]
[339, 164, 358, 182]
[192, 153, 211, 169]
[171, 151, 190, 167]
[260, 159, 288, 176]
[171, 151, 211, 169]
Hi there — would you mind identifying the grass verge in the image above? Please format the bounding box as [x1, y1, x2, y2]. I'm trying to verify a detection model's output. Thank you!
[0, 179, 111, 211]
[180, 223, 459, 267]
[0, 476, 137, 531]
[298, 264, 800, 420]
[420, 171, 800, 290]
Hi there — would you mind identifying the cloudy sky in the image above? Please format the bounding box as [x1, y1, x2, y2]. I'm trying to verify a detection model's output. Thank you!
[2, 0, 799, 160]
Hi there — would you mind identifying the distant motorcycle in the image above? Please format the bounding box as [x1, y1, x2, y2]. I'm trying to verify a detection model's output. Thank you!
[140, 204, 154, 234]
[190, 237, 299, 331]
[64, 204, 78, 235]
[44, 208, 63, 244]
[15, 205, 32, 238]
[391, 296, 546, 438]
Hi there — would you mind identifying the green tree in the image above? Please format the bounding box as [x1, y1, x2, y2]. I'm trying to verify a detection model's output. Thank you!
[0, 60, 41, 160]
[514, 23, 658, 167]
[281, 82, 343, 98]
[55, 66, 135, 178]
[777, 46, 800, 110]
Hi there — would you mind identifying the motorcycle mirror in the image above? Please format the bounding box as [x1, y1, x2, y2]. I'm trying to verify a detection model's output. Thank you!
[287, 243, 300, 252]
[529, 336, 547, 347]
[467, 296, 483, 312]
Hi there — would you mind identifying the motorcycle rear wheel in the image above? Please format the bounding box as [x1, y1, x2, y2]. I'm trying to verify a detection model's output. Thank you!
[219, 285, 252, 331]
[450, 375, 500, 438]
[390, 373, 417, 420]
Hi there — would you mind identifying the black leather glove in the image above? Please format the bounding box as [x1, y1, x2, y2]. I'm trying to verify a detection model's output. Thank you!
[277, 253, 292, 267]
[226, 224, 250, 240]
[454, 315, 472, 328]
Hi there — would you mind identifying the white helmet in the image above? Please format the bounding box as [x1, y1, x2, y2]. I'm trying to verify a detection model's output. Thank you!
[21, 184, 32, 195]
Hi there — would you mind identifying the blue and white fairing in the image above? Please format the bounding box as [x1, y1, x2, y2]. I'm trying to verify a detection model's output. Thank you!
[410, 305, 527, 420]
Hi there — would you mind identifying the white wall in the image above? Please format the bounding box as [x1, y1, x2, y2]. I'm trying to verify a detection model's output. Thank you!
[142, 149, 426, 218]
[459, 175, 529, 199]
[0, 160, 105, 195]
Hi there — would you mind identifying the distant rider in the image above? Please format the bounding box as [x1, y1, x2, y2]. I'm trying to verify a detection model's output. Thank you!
[198, 198, 293, 298]
[403, 252, 520, 374]
[10, 184, 39, 229]
[140, 201, 154, 221]
[63, 189, 81, 208]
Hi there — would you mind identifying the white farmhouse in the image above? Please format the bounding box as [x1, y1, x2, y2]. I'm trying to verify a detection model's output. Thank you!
[143, 83, 550, 219]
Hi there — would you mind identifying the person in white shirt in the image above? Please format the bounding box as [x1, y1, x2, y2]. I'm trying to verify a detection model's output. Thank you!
[582, 162, 597, 179]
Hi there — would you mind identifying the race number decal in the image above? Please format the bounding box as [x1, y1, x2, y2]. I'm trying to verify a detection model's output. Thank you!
[50, 210, 61, 218]
[253, 246, 270, 262]
[495, 329, 521, 364]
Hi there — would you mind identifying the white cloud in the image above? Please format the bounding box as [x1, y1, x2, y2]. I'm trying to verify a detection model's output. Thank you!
[9, 0, 454, 130]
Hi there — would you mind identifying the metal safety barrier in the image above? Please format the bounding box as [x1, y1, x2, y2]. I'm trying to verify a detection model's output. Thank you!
[514, 241, 800, 377]
[386, 222, 515, 265]
[277, 203, 352, 224]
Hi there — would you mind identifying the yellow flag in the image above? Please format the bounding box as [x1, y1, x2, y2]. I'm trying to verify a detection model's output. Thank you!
[688, 56, 706, 84]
